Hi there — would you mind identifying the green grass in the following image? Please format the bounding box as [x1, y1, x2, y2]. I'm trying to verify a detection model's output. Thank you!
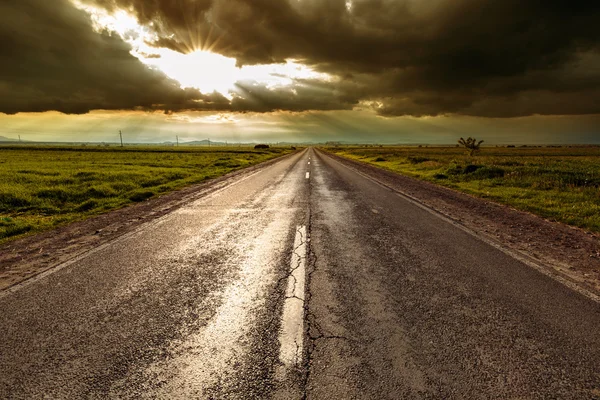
[324, 146, 600, 233]
[0, 145, 294, 243]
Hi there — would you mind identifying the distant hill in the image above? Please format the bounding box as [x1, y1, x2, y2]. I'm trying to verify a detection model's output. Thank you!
[0, 135, 17, 142]
[160, 140, 228, 146]
[184, 140, 227, 146]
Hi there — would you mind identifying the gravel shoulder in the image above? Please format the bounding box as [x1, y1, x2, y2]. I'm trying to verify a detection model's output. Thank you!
[322, 149, 600, 298]
[0, 152, 298, 292]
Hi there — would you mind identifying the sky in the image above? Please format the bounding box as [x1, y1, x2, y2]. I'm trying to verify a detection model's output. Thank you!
[1, 0, 599, 144]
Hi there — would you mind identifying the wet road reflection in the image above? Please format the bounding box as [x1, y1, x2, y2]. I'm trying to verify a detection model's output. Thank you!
[0, 149, 310, 399]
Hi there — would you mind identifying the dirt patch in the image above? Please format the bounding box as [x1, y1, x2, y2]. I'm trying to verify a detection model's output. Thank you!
[0, 153, 298, 291]
[323, 150, 600, 298]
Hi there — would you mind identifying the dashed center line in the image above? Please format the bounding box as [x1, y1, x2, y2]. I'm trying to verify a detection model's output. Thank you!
[306, 172, 310, 179]
[277, 225, 307, 372]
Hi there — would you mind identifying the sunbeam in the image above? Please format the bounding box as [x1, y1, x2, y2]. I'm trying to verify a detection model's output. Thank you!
[69, 1, 331, 97]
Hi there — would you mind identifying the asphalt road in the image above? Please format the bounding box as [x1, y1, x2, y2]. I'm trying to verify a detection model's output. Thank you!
[1, 148, 599, 399]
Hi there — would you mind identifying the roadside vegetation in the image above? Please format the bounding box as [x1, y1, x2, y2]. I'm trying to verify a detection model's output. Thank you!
[324, 145, 600, 233]
[0, 145, 294, 243]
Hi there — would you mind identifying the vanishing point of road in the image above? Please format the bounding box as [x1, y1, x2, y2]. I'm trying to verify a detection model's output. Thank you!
[1, 148, 599, 399]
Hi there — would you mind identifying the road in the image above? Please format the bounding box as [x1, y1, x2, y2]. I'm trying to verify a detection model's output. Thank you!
[1, 148, 599, 399]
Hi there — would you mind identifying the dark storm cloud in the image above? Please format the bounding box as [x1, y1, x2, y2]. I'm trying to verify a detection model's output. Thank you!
[0, 0, 349, 115]
[84, 0, 600, 117]
[0, 0, 217, 114]
[2, 0, 600, 117]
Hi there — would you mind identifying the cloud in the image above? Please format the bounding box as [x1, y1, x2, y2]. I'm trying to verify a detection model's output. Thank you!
[0, 0, 355, 115]
[82, 0, 600, 117]
[2, 0, 600, 117]
[229, 78, 360, 113]
[0, 0, 219, 114]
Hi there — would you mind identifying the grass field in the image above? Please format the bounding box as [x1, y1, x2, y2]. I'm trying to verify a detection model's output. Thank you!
[325, 145, 600, 233]
[0, 145, 294, 243]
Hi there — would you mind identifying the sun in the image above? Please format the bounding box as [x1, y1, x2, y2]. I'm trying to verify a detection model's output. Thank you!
[147, 49, 239, 94]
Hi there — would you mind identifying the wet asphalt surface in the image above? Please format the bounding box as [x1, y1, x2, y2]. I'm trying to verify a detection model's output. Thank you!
[1, 148, 600, 399]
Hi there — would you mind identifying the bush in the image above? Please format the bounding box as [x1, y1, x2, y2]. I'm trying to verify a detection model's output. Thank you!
[0, 217, 33, 238]
[110, 182, 137, 192]
[408, 156, 430, 164]
[141, 178, 167, 188]
[0, 192, 31, 210]
[375, 157, 386, 162]
[1, 223, 32, 239]
[74, 171, 97, 181]
[560, 172, 600, 188]
[254, 144, 270, 149]
[433, 174, 448, 179]
[446, 165, 464, 175]
[472, 167, 506, 179]
[463, 164, 483, 174]
[36, 188, 71, 202]
[85, 186, 117, 199]
[497, 161, 523, 166]
[129, 190, 155, 202]
[76, 199, 98, 211]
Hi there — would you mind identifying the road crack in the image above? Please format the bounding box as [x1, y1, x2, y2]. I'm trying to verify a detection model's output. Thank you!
[301, 181, 316, 400]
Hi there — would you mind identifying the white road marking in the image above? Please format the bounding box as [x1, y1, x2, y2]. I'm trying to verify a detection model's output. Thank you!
[306, 172, 310, 179]
[308, 162, 311, 165]
[278, 225, 307, 370]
